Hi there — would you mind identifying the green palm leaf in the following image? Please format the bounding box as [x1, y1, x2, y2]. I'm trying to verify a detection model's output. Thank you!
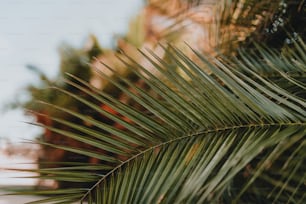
[11, 1, 306, 203]
[19, 37, 306, 203]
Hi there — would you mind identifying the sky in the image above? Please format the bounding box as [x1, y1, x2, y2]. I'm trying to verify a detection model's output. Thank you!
[0, 0, 143, 144]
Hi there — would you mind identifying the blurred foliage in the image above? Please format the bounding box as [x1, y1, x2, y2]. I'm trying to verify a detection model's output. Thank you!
[21, 35, 105, 188]
[24, 35, 102, 115]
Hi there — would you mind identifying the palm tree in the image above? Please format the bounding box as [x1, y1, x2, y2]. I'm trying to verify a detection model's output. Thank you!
[16, 0, 305, 203]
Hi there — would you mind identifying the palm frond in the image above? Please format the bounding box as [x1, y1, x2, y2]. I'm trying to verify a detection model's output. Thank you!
[19, 36, 306, 203]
